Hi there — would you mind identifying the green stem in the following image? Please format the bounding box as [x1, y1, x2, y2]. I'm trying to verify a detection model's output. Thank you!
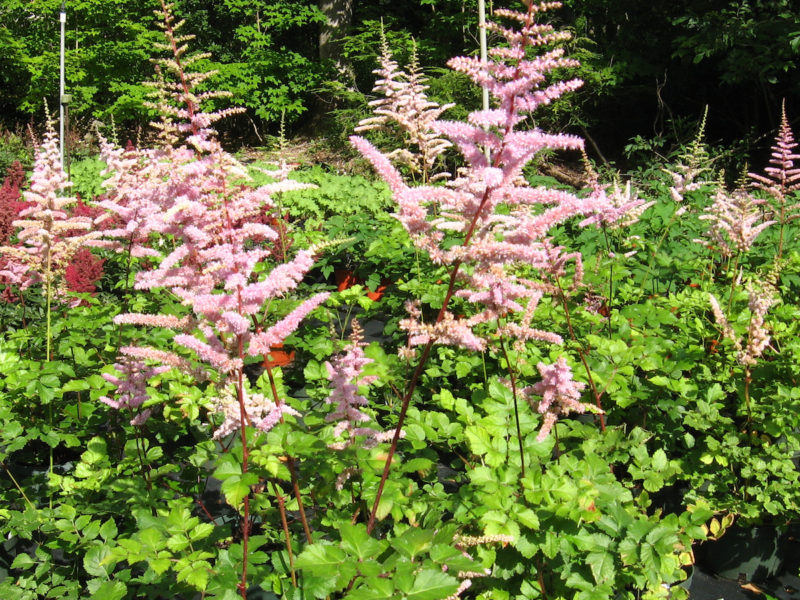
[555, 278, 606, 432]
[743, 366, 753, 430]
[263, 362, 312, 544]
[272, 482, 297, 588]
[499, 338, 525, 480]
[725, 252, 741, 317]
[45, 253, 54, 510]
[601, 226, 614, 339]
[2, 462, 37, 512]
[637, 210, 680, 300]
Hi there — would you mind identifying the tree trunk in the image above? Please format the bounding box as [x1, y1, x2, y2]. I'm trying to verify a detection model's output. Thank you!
[318, 0, 353, 77]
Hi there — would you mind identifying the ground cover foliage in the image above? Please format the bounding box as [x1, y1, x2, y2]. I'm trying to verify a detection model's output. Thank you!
[1, 2, 800, 599]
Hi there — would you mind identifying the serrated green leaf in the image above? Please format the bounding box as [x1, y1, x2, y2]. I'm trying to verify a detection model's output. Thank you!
[149, 557, 171, 575]
[405, 569, 459, 600]
[99, 518, 118, 542]
[391, 527, 433, 559]
[339, 523, 386, 560]
[89, 580, 126, 600]
[296, 543, 348, 576]
[221, 473, 258, 507]
[586, 551, 614, 584]
[652, 449, 668, 471]
[346, 577, 395, 600]
[61, 379, 90, 392]
[84, 544, 116, 577]
[11, 553, 35, 569]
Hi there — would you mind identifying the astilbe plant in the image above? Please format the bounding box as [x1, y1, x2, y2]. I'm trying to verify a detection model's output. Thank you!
[98, 2, 328, 596]
[0, 120, 110, 346]
[697, 187, 774, 259]
[355, 29, 454, 183]
[325, 319, 395, 450]
[749, 101, 800, 260]
[666, 106, 713, 209]
[352, 1, 616, 531]
[708, 281, 778, 427]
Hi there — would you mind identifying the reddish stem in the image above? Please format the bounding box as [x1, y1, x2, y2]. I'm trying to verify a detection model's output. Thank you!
[272, 482, 297, 588]
[555, 279, 605, 431]
[366, 4, 540, 535]
[263, 361, 313, 544]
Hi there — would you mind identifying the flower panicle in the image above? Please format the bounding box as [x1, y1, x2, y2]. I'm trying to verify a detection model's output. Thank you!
[517, 357, 597, 441]
[355, 26, 453, 182]
[0, 118, 106, 298]
[325, 320, 395, 450]
[354, 3, 612, 354]
[697, 188, 775, 257]
[749, 101, 800, 201]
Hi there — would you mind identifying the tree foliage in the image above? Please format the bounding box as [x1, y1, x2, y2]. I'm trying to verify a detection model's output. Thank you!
[0, 0, 798, 152]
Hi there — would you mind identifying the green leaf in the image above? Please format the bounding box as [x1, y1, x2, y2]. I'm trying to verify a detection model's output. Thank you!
[346, 577, 395, 600]
[652, 449, 668, 471]
[150, 558, 172, 575]
[586, 551, 614, 584]
[179, 562, 210, 590]
[221, 472, 258, 507]
[62, 379, 90, 392]
[339, 523, 386, 560]
[514, 507, 540, 530]
[213, 456, 242, 480]
[84, 544, 116, 577]
[391, 527, 433, 559]
[10, 553, 35, 569]
[82, 437, 108, 465]
[296, 543, 348, 576]
[404, 569, 459, 600]
[89, 581, 127, 600]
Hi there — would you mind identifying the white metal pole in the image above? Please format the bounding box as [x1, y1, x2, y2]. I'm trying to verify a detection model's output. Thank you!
[478, 0, 489, 113]
[59, 1, 66, 171]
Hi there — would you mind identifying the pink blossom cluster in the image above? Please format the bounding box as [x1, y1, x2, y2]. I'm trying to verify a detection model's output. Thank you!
[210, 389, 300, 441]
[709, 284, 777, 367]
[665, 110, 712, 207]
[355, 30, 454, 183]
[325, 320, 394, 450]
[697, 189, 774, 257]
[749, 102, 800, 208]
[0, 121, 110, 304]
[98, 16, 327, 435]
[353, 3, 617, 355]
[580, 179, 653, 230]
[102, 122, 328, 431]
[99, 356, 171, 426]
[519, 357, 594, 441]
[749, 102, 800, 259]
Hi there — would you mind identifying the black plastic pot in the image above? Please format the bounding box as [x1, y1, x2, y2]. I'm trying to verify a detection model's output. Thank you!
[695, 524, 788, 583]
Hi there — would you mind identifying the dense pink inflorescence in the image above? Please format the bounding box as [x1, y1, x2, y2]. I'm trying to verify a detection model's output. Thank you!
[749, 102, 800, 205]
[355, 30, 454, 183]
[352, 3, 618, 359]
[697, 189, 774, 257]
[0, 122, 109, 302]
[98, 15, 327, 433]
[522, 357, 593, 441]
[324, 320, 395, 450]
[99, 356, 171, 426]
[102, 119, 327, 432]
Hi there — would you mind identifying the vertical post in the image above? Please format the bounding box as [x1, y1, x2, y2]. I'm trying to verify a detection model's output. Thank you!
[59, 1, 66, 171]
[478, 0, 489, 113]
